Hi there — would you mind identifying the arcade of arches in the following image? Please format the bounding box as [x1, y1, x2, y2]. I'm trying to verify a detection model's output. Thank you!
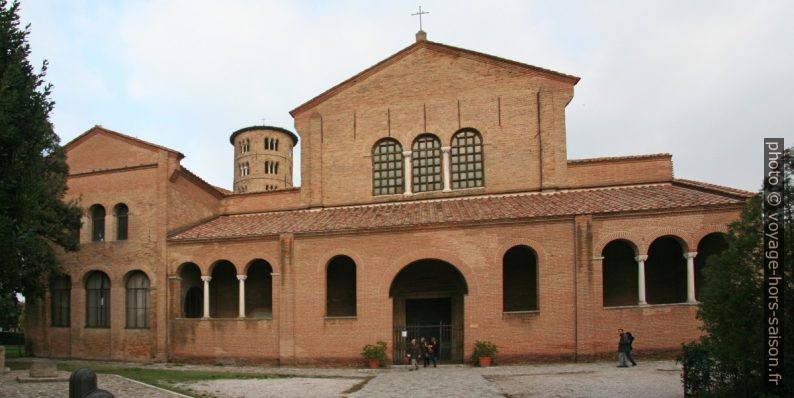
[601, 233, 728, 307]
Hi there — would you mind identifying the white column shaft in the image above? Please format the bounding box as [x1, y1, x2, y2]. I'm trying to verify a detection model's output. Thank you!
[237, 275, 247, 318]
[201, 276, 212, 318]
[403, 151, 413, 195]
[441, 146, 452, 192]
[685, 252, 698, 303]
[635, 255, 648, 305]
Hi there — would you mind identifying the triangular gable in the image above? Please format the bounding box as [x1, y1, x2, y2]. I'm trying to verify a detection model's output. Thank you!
[290, 39, 580, 117]
[65, 125, 185, 160]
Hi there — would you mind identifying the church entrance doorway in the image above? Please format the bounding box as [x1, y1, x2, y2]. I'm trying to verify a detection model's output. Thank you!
[389, 259, 467, 364]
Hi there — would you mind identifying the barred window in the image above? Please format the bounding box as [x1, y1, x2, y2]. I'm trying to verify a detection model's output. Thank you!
[85, 271, 110, 328]
[451, 129, 484, 189]
[126, 271, 149, 328]
[412, 134, 442, 193]
[372, 138, 404, 196]
[114, 203, 128, 241]
[90, 204, 105, 242]
[50, 275, 71, 327]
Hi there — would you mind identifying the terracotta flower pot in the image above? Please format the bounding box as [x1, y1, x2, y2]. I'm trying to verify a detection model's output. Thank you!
[478, 356, 492, 367]
[368, 359, 379, 369]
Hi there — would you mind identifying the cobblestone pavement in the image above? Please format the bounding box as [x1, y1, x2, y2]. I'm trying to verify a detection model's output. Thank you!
[0, 370, 181, 397]
[2, 358, 683, 397]
[350, 365, 504, 398]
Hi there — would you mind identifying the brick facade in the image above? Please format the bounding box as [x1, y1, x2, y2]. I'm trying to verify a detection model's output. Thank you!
[25, 35, 750, 365]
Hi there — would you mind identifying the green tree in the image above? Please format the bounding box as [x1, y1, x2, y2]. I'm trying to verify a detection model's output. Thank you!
[0, 0, 81, 302]
[686, 146, 793, 397]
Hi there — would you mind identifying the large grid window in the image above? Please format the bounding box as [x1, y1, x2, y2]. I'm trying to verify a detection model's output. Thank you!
[85, 271, 110, 328]
[126, 271, 149, 328]
[412, 134, 442, 193]
[114, 203, 128, 241]
[451, 129, 484, 189]
[372, 138, 404, 195]
[50, 275, 71, 327]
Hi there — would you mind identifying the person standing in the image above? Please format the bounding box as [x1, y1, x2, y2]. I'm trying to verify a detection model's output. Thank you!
[625, 332, 637, 366]
[617, 329, 630, 367]
[407, 338, 420, 370]
[420, 337, 430, 367]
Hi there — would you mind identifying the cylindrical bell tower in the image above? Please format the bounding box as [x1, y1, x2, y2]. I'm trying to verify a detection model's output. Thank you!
[230, 125, 298, 194]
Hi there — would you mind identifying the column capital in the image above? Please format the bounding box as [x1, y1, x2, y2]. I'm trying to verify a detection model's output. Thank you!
[200, 276, 212, 282]
[237, 275, 247, 281]
[402, 150, 413, 157]
[635, 255, 648, 262]
[684, 252, 698, 259]
[441, 146, 451, 153]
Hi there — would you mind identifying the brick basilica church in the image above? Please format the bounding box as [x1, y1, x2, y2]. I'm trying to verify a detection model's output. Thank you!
[25, 31, 750, 365]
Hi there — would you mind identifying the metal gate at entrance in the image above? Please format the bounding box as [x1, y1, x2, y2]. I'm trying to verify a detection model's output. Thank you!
[392, 324, 464, 364]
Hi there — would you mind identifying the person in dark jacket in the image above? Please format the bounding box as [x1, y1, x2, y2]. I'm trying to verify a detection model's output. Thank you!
[428, 337, 438, 367]
[420, 337, 430, 367]
[625, 332, 637, 366]
[407, 338, 420, 370]
[617, 329, 630, 367]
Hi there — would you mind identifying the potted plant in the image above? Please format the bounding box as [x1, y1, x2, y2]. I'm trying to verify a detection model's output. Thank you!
[361, 341, 388, 369]
[471, 340, 498, 367]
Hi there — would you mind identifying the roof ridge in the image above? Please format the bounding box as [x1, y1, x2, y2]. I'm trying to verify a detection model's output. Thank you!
[568, 153, 671, 164]
[673, 178, 755, 198]
[65, 125, 185, 159]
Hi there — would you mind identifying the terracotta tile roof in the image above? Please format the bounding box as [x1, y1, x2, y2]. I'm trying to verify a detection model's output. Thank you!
[169, 183, 747, 242]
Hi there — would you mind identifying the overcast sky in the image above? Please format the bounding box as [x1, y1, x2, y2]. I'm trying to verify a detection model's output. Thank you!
[17, 0, 794, 192]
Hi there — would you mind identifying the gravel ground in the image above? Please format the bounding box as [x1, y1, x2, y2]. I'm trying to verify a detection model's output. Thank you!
[2, 359, 684, 397]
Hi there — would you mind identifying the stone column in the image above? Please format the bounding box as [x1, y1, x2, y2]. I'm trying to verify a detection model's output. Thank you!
[685, 252, 698, 303]
[201, 276, 212, 318]
[237, 275, 247, 318]
[441, 146, 452, 192]
[403, 150, 413, 195]
[635, 255, 648, 305]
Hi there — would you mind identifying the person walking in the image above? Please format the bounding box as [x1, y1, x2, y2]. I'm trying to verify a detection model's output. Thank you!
[407, 338, 420, 370]
[625, 332, 637, 366]
[430, 337, 439, 367]
[427, 337, 437, 367]
[617, 329, 630, 367]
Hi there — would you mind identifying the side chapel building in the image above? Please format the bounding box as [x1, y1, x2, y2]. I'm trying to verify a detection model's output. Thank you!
[26, 32, 751, 365]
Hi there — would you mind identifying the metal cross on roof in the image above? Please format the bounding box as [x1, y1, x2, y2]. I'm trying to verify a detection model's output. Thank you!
[411, 6, 429, 31]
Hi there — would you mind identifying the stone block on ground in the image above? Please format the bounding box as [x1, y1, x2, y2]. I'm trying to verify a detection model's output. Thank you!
[29, 361, 58, 378]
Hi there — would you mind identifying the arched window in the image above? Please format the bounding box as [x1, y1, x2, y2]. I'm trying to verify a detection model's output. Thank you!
[246, 259, 273, 318]
[90, 204, 105, 242]
[240, 162, 249, 177]
[372, 138, 404, 196]
[114, 203, 128, 241]
[210, 260, 238, 318]
[602, 240, 638, 307]
[327, 256, 356, 317]
[179, 263, 202, 318]
[695, 233, 728, 301]
[50, 275, 71, 327]
[646, 236, 687, 304]
[412, 134, 442, 193]
[241, 138, 250, 153]
[275, 139, 279, 151]
[503, 245, 538, 312]
[85, 271, 110, 328]
[125, 271, 149, 328]
[451, 129, 484, 189]
[275, 162, 279, 174]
